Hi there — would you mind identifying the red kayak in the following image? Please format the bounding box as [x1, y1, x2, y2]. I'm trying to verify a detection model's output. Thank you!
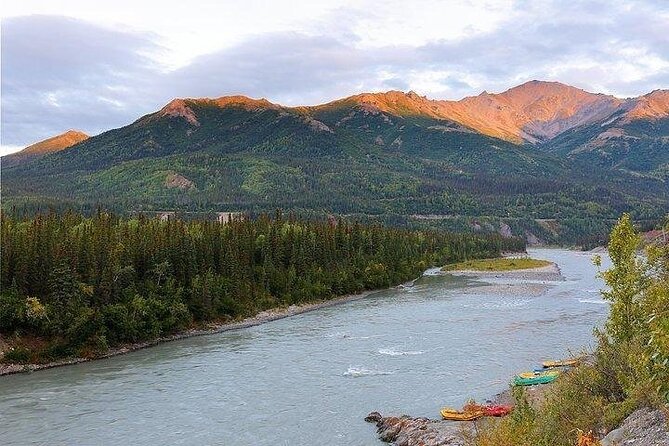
[482, 405, 513, 417]
[464, 402, 513, 417]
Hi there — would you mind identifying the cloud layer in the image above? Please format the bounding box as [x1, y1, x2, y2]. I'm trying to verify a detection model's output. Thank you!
[2, 1, 668, 152]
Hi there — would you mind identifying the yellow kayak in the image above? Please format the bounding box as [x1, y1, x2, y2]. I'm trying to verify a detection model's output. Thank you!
[543, 359, 578, 368]
[518, 370, 560, 379]
[440, 407, 485, 421]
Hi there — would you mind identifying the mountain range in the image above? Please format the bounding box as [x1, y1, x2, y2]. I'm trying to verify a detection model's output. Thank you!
[2, 80, 668, 245]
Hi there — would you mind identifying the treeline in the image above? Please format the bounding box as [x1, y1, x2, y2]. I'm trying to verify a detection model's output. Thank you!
[0, 212, 524, 363]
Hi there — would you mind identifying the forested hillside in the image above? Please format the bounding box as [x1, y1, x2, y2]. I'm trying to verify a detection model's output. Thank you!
[2, 82, 667, 246]
[0, 212, 523, 363]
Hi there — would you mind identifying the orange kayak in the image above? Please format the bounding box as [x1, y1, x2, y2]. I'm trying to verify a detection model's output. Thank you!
[440, 407, 485, 421]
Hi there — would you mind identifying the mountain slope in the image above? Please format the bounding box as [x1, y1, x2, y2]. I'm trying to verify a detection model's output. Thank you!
[545, 90, 669, 179]
[2, 82, 667, 245]
[3, 130, 89, 168]
[312, 81, 628, 144]
[437, 81, 624, 143]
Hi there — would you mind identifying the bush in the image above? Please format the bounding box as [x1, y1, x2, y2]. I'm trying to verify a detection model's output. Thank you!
[2, 346, 31, 363]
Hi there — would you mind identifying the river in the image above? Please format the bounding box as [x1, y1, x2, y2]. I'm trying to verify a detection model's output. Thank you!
[0, 249, 610, 445]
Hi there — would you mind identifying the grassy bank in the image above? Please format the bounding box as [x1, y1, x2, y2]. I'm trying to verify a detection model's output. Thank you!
[442, 257, 551, 272]
[467, 214, 669, 445]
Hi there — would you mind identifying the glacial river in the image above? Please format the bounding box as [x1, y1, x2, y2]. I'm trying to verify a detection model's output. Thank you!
[0, 249, 610, 445]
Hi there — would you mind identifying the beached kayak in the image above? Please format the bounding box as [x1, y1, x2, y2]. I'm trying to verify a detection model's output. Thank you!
[482, 405, 513, 417]
[542, 359, 578, 368]
[513, 373, 558, 386]
[464, 403, 514, 417]
[440, 407, 485, 421]
[518, 370, 560, 379]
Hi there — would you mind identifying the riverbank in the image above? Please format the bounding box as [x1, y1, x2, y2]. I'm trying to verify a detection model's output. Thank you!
[0, 289, 379, 376]
[3, 254, 542, 377]
[366, 369, 669, 446]
[366, 380, 552, 446]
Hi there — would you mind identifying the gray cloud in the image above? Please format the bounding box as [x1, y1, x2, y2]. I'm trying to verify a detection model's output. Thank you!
[416, 0, 669, 96]
[1, 15, 163, 146]
[166, 32, 418, 105]
[2, 1, 668, 149]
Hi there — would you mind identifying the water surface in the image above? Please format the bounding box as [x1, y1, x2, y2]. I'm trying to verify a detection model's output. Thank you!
[0, 249, 610, 445]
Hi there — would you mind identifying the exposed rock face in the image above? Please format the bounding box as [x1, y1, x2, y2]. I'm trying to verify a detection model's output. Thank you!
[156, 95, 279, 126]
[437, 81, 623, 143]
[324, 81, 626, 144]
[621, 89, 669, 123]
[366, 413, 467, 446]
[600, 407, 669, 446]
[499, 223, 513, 238]
[525, 231, 542, 246]
[158, 99, 200, 126]
[164, 172, 196, 190]
[302, 116, 333, 133]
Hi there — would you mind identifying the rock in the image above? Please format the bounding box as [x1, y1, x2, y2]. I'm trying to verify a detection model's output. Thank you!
[158, 99, 200, 126]
[499, 223, 512, 238]
[303, 116, 334, 133]
[366, 413, 468, 446]
[164, 172, 196, 190]
[525, 231, 542, 246]
[600, 407, 669, 446]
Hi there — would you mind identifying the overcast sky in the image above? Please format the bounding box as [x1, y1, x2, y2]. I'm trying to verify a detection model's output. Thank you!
[2, 0, 668, 154]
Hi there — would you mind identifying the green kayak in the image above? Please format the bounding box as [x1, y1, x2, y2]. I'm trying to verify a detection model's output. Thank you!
[513, 373, 558, 386]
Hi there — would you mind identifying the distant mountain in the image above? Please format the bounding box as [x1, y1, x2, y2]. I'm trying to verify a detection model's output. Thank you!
[310, 81, 642, 144]
[2, 82, 667, 246]
[3, 130, 89, 167]
[436, 81, 625, 143]
[545, 90, 669, 179]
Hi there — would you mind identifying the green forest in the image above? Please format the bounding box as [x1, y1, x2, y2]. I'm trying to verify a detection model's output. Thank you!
[0, 212, 524, 364]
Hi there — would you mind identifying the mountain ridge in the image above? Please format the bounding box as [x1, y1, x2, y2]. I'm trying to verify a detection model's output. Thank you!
[3, 130, 89, 168]
[137, 80, 668, 145]
[2, 80, 667, 246]
[19, 129, 89, 155]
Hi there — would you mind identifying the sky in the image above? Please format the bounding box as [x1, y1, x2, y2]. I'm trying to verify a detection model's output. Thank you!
[2, 0, 668, 155]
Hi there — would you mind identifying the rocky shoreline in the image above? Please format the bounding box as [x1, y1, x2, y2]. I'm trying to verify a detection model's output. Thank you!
[365, 380, 669, 446]
[365, 383, 549, 446]
[0, 289, 377, 376]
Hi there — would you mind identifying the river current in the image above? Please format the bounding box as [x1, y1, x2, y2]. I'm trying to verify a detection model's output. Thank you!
[0, 249, 611, 445]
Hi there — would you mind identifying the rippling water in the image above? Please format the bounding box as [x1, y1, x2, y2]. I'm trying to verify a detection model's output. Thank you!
[0, 249, 610, 445]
